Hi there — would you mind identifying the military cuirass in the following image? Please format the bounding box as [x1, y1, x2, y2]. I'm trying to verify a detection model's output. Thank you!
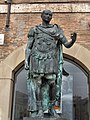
[30, 26, 59, 74]
[32, 32, 57, 58]
[36, 35, 56, 52]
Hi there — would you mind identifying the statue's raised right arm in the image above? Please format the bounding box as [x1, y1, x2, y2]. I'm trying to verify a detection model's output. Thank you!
[62, 32, 77, 48]
[60, 31, 77, 48]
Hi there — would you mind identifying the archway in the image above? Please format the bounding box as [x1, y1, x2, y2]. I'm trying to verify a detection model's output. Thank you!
[0, 43, 90, 120]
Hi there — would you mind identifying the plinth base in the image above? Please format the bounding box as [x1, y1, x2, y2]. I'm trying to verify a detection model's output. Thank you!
[23, 116, 68, 120]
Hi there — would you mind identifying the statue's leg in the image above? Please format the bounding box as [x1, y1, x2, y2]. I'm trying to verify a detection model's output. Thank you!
[45, 74, 60, 118]
[26, 76, 37, 117]
[35, 74, 44, 118]
[41, 77, 49, 113]
[55, 73, 62, 108]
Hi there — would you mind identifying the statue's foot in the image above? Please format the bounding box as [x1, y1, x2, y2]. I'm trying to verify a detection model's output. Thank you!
[48, 108, 60, 118]
[31, 111, 37, 117]
[36, 110, 44, 118]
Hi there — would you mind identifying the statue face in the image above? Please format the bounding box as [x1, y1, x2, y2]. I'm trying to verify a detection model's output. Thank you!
[41, 10, 52, 23]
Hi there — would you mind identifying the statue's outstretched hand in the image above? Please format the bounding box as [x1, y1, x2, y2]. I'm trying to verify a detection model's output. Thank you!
[25, 62, 29, 70]
[71, 32, 77, 43]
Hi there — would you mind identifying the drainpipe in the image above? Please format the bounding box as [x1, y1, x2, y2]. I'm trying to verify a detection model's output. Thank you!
[6, 0, 12, 28]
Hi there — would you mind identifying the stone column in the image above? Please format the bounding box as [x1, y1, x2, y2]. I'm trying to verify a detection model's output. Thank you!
[0, 78, 13, 120]
[0, 62, 13, 120]
[88, 73, 90, 120]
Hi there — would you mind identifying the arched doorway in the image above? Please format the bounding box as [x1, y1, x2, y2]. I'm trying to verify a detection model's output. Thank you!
[0, 43, 90, 120]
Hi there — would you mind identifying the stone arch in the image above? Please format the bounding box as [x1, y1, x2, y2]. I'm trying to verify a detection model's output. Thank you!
[0, 43, 90, 120]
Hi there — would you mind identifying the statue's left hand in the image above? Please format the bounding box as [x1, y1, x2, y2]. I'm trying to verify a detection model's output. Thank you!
[71, 32, 77, 43]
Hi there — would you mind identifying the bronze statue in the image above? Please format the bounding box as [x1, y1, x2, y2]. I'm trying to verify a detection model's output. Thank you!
[25, 10, 77, 118]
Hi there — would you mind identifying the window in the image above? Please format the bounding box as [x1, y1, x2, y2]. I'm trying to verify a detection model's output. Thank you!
[12, 60, 89, 120]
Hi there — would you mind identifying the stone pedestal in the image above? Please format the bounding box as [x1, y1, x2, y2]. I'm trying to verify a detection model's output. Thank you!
[23, 117, 68, 120]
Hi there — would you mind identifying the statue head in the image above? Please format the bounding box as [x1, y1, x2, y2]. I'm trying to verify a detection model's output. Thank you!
[41, 10, 53, 23]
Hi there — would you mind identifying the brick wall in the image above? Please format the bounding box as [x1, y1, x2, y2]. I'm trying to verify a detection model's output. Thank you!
[0, 1, 90, 63]
[0, 0, 90, 4]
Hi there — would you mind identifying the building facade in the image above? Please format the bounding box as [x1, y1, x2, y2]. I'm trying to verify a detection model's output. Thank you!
[0, 0, 90, 120]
